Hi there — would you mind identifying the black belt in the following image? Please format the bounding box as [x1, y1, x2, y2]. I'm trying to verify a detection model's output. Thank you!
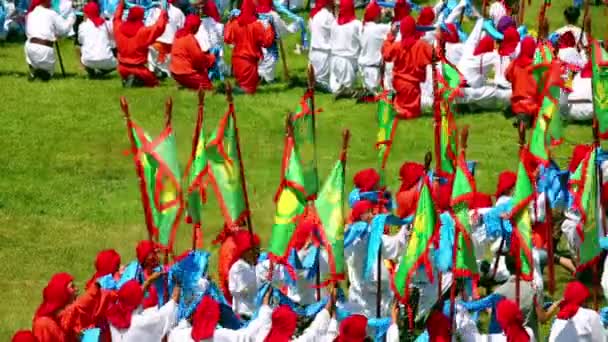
[29, 37, 54, 47]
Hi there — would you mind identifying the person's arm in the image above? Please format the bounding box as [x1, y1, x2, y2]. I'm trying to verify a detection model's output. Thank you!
[224, 19, 235, 44]
[139, 9, 168, 45]
[59, 284, 102, 336]
[272, 12, 298, 37]
[259, 22, 275, 48]
[382, 225, 408, 259]
[155, 282, 181, 336]
[459, 293, 503, 312]
[444, 0, 466, 24]
[52, 10, 76, 37]
[461, 18, 484, 56]
[504, 61, 514, 83]
[113, 0, 124, 30]
[228, 262, 256, 298]
[588, 311, 605, 342]
[534, 297, 561, 323]
[191, 38, 216, 72]
[382, 26, 398, 62]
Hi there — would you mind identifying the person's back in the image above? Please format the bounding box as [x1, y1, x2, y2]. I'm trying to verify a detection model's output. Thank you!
[549, 308, 604, 342]
[359, 21, 389, 67]
[225, 20, 272, 62]
[330, 20, 361, 58]
[146, 4, 184, 45]
[114, 3, 167, 66]
[309, 7, 333, 51]
[493, 277, 539, 338]
[78, 19, 114, 65]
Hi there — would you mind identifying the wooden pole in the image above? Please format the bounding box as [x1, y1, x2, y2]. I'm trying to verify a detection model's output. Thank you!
[55, 41, 66, 78]
[578, 0, 591, 52]
[307, 64, 320, 200]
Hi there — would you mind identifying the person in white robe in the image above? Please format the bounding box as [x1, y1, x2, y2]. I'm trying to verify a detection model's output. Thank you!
[24, 0, 75, 79]
[146, 1, 185, 77]
[555, 6, 588, 50]
[108, 278, 180, 342]
[358, 0, 389, 93]
[329, 0, 361, 95]
[78, 2, 116, 77]
[549, 281, 605, 342]
[228, 231, 261, 319]
[308, 0, 335, 91]
[195, 0, 225, 79]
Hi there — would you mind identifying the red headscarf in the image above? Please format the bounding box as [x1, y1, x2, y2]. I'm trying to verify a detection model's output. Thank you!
[86, 249, 121, 289]
[363, 0, 381, 23]
[238, 0, 257, 25]
[335, 314, 368, 342]
[11, 330, 37, 342]
[557, 281, 590, 320]
[83, 2, 104, 27]
[495, 171, 516, 198]
[514, 36, 536, 67]
[310, 0, 331, 19]
[120, 6, 145, 38]
[426, 310, 451, 342]
[27, 0, 49, 13]
[417, 6, 435, 26]
[393, 0, 410, 22]
[558, 31, 576, 49]
[350, 200, 374, 222]
[569, 144, 592, 172]
[34, 273, 74, 320]
[233, 230, 261, 261]
[256, 0, 272, 13]
[264, 305, 298, 342]
[399, 161, 425, 192]
[191, 296, 221, 341]
[468, 192, 493, 209]
[353, 168, 380, 192]
[291, 220, 318, 250]
[400, 16, 418, 48]
[136, 240, 158, 265]
[496, 299, 530, 342]
[106, 280, 144, 329]
[433, 181, 453, 212]
[474, 35, 495, 55]
[203, 0, 221, 22]
[498, 27, 520, 56]
[337, 0, 356, 25]
[175, 14, 201, 39]
[442, 23, 459, 43]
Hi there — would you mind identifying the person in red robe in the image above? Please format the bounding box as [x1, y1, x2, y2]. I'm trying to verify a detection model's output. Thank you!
[505, 36, 538, 128]
[170, 14, 216, 90]
[223, 0, 275, 94]
[395, 161, 425, 218]
[382, 16, 433, 119]
[134, 240, 164, 309]
[113, 0, 168, 87]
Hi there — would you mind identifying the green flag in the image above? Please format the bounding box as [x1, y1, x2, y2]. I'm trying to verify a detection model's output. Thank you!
[590, 40, 608, 139]
[185, 103, 208, 226]
[268, 125, 307, 260]
[291, 91, 319, 199]
[508, 150, 535, 281]
[376, 91, 397, 183]
[570, 147, 601, 270]
[435, 61, 462, 175]
[314, 159, 346, 283]
[206, 107, 248, 226]
[394, 181, 437, 301]
[450, 152, 479, 278]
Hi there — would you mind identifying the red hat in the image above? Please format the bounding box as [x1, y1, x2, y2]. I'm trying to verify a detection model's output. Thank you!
[569, 144, 592, 172]
[400, 15, 418, 48]
[291, 220, 318, 250]
[34, 273, 74, 320]
[393, 0, 411, 22]
[264, 305, 298, 342]
[86, 249, 121, 289]
[336, 314, 368, 342]
[498, 27, 520, 56]
[396, 186, 419, 218]
[467, 192, 493, 210]
[495, 171, 516, 198]
[106, 280, 144, 329]
[83, 2, 104, 27]
[176, 14, 202, 39]
[417, 6, 435, 26]
[399, 162, 425, 192]
[558, 31, 576, 49]
[496, 299, 530, 342]
[350, 200, 374, 222]
[191, 296, 221, 341]
[338, 0, 356, 25]
[238, 0, 257, 25]
[474, 35, 495, 55]
[256, 0, 273, 13]
[11, 330, 37, 342]
[427, 310, 451, 342]
[353, 168, 380, 192]
[203, 0, 221, 22]
[136, 240, 158, 265]
[363, 0, 381, 23]
[310, 0, 331, 18]
[557, 281, 590, 320]
[233, 230, 260, 260]
[121, 6, 145, 37]
[514, 36, 536, 67]
[442, 23, 460, 43]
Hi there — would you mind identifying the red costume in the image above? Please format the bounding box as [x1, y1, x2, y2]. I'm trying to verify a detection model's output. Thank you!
[223, 0, 275, 93]
[113, 3, 168, 86]
[170, 15, 216, 90]
[505, 36, 538, 117]
[264, 306, 298, 342]
[496, 299, 531, 342]
[335, 314, 367, 342]
[191, 296, 220, 340]
[382, 16, 433, 119]
[395, 161, 425, 218]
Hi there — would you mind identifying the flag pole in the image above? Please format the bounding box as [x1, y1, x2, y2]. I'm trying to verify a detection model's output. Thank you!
[515, 121, 526, 307]
[307, 64, 320, 200]
[184, 89, 205, 250]
[225, 81, 255, 239]
[120, 97, 155, 242]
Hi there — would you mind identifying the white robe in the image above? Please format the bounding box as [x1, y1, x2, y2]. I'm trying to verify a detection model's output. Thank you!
[258, 11, 299, 82]
[358, 21, 389, 92]
[563, 73, 593, 121]
[146, 5, 185, 74]
[109, 300, 178, 342]
[555, 25, 588, 52]
[229, 259, 259, 317]
[196, 17, 225, 76]
[345, 225, 407, 317]
[78, 19, 116, 70]
[309, 8, 335, 89]
[329, 20, 362, 93]
[548, 308, 604, 342]
[24, 6, 75, 73]
[287, 247, 330, 305]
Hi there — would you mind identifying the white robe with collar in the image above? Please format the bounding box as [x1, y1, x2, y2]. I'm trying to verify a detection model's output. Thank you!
[329, 20, 362, 93]
[358, 21, 390, 92]
[109, 300, 178, 342]
[549, 308, 604, 342]
[78, 19, 116, 70]
[309, 8, 335, 89]
[25, 6, 75, 72]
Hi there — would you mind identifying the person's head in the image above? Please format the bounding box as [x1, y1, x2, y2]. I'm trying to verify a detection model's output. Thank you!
[417, 6, 435, 26]
[398, 161, 425, 192]
[497, 16, 515, 33]
[474, 35, 495, 56]
[495, 171, 516, 198]
[202, 0, 221, 22]
[441, 23, 460, 43]
[353, 168, 380, 192]
[34, 273, 77, 319]
[87, 249, 121, 288]
[11, 330, 36, 342]
[310, 0, 333, 18]
[264, 305, 298, 342]
[518, 36, 537, 60]
[127, 6, 145, 23]
[291, 220, 318, 250]
[136, 240, 160, 270]
[393, 0, 411, 22]
[496, 299, 530, 342]
[106, 280, 144, 329]
[233, 230, 261, 265]
[191, 296, 220, 340]
[350, 200, 374, 223]
[504, 254, 517, 275]
[557, 281, 590, 319]
[363, 0, 381, 24]
[564, 6, 580, 25]
[335, 314, 368, 342]
[498, 27, 520, 57]
[177, 14, 202, 37]
[83, 2, 104, 27]
[337, 0, 356, 25]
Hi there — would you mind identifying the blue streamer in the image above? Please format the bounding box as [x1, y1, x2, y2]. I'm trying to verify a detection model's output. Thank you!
[482, 18, 503, 40]
[600, 307, 608, 327]
[482, 201, 513, 242]
[434, 212, 455, 273]
[364, 214, 387, 279]
[96, 274, 118, 290]
[344, 221, 370, 248]
[80, 328, 101, 342]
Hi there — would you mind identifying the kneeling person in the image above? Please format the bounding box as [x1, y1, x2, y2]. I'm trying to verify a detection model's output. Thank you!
[79, 2, 116, 79]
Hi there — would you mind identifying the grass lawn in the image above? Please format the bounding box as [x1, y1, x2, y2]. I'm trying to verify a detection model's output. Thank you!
[0, 1, 606, 339]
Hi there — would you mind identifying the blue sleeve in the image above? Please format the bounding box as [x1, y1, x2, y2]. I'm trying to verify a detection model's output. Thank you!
[459, 293, 504, 312]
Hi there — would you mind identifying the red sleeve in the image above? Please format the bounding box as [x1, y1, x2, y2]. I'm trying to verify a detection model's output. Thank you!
[138, 10, 168, 46]
[190, 37, 216, 71]
[505, 61, 515, 83]
[258, 23, 275, 48]
[382, 35, 397, 62]
[224, 20, 235, 44]
[33, 317, 66, 342]
[59, 285, 101, 335]
[113, 1, 124, 34]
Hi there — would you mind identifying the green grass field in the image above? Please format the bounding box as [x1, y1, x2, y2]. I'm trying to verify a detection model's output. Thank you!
[0, 1, 606, 338]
